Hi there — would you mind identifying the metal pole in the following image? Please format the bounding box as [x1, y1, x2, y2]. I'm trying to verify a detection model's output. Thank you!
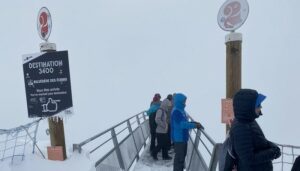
[111, 128, 125, 170]
[127, 120, 139, 160]
[187, 129, 201, 171]
[208, 143, 222, 171]
[225, 32, 242, 132]
[136, 115, 146, 147]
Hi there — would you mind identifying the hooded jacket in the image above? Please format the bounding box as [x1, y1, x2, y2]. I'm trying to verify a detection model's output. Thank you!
[231, 89, 278, 171]
[155, 99, 171, 134]
[147, 101, 161, 116]
[171, 93, 196, 143]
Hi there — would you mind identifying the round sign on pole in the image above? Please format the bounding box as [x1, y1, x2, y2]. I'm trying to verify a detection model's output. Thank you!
[217, 0, 249, 32]
[37, 7, 52, 41]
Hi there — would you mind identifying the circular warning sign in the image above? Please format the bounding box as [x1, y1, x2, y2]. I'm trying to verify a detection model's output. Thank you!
[37, 7, 52, 41]
[217, 0, 249, 32]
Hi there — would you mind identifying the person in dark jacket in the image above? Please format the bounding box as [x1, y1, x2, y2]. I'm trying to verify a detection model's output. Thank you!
[292, 156, 300, 171]
[171, 93, 202, 171]
[166, 94, 173, 150]
[147, 93, 161, 153]
[230, 89, 281, 171]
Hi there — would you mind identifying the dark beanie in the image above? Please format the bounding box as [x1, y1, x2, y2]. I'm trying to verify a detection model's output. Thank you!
[153, 93, 161, 102]
[167, 94, 173, 101]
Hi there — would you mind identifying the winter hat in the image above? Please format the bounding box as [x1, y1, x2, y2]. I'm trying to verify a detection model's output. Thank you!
[255, 93, 266, 108]
[153, 93, 161, 102]
[173, 93, 187, 112]
[167, 94, 173, 101]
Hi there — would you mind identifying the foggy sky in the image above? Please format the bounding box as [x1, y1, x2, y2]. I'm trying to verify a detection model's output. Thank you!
[1, 0, 300, 147]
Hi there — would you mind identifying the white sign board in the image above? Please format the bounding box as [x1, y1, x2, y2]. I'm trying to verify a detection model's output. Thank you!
[37, 7, 52, 41]
[217, 0, 249, 31]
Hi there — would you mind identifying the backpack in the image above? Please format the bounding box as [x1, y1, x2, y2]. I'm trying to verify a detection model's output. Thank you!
[219, 131, 237, 171]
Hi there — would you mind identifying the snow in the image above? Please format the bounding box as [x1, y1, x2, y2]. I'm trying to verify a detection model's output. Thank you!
[0, 138, 177, 171]
[0, 141, 95, 171]
[133, 144, 174, 171]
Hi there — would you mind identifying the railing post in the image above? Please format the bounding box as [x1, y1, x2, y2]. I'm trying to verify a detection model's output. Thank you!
[208, 143, 222, 171]
[11, 131, 19, 163]
[142, 112, 146, 121]
[194, 129, 201, 148]
[187, 129, 201, 171]
[281, 146, 284, 171]
[292, 147, 295, 162]
[127, 120, 139, 160]
[136, 115, 146, 147]
[73, 144, 82, 153]
[32, 120, 40, 154]
[136, 115, 141, 125]
[111, 128, 125, 170]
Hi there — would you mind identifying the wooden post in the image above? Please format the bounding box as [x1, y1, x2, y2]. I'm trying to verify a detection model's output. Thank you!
[40, 42, 67, 160]
[225, 32, 242, 132]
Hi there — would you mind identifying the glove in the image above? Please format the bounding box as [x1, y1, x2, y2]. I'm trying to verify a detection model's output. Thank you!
[195, 122, 205, 130]
[273, 146, 281, 159]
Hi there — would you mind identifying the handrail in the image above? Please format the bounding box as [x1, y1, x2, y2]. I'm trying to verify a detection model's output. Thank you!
[73, 111, 150, 171]
[73, 110, 300, 171]
[273, 143, 300, 171]
[186, 114, 219, 171]
[188, 115, 216, 145]
[73, 111, 147, 153]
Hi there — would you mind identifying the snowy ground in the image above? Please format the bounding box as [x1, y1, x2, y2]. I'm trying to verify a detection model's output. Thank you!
[133, 144, 174, 171]
[0, 141, 95, 171]
[0, 138, 176, 171]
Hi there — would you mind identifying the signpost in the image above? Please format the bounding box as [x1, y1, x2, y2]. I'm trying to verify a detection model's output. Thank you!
[23, 51, 73, 118]
[22, 7, 71, 160]
[218, 0, 249, 132]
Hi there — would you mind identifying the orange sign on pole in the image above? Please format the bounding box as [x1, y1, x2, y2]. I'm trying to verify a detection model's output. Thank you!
[221, 98, 234, 124]
[47, 146, 64, 161]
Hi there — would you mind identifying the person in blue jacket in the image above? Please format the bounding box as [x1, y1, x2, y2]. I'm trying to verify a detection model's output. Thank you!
[230, 89, 281, 171]
[171, 93, 202, 171]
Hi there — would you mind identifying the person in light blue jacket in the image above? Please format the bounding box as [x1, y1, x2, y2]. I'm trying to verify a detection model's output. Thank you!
[171, 93, 202, 171]
[147, 93, 161, 153]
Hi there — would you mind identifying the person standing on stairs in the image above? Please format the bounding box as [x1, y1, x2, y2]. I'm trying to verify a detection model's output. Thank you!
[152, 97, 173, 160]
[147, 93, 161, 153]
[171, 93, 203, 171]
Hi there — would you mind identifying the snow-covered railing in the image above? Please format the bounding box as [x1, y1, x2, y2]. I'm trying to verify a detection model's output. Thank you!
[273, 143, 300, 171]
[186, 115, 221, 171]
[0, 119, 44, 163]
[73, 111, 150, 171]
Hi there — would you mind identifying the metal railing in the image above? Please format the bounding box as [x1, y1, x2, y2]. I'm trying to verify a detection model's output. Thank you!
[273, 143, 300, 171]
[72, 110, 300, 171]
[186, 115, 221, 171]
[73, 111, 150, 171]
[72, 110, 220, 171]
[0, 119, 44, 163]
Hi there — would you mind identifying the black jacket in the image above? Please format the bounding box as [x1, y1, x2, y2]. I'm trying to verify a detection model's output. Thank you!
[231, 89, 278, 171]
[292, 156, 300, 171]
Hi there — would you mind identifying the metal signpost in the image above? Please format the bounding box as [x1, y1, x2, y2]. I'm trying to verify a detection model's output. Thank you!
[218, 0, 249, 132]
